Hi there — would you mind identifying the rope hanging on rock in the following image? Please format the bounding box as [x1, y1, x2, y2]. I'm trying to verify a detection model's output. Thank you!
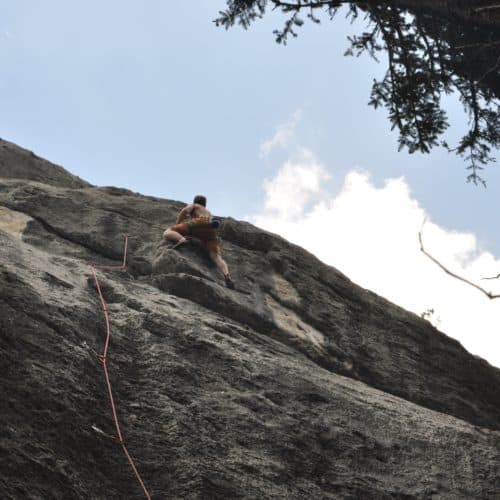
[90, 234, 151, 500]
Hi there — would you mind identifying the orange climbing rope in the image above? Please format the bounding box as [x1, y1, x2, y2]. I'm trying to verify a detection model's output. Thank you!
[90, 234, 151, 500]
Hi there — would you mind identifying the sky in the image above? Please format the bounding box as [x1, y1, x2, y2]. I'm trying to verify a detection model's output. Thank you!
[1, 1, 500, 368]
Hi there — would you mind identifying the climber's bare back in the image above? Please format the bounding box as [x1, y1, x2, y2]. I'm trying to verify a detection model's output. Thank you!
[190, 203, 211, 219]
[178, 203, 211, 221]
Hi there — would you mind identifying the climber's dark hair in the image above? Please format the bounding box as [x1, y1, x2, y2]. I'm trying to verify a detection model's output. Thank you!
[193, 195, 207, 207]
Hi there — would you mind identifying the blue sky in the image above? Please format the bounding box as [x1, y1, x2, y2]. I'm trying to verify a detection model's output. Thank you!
[1, 1, 500, 366]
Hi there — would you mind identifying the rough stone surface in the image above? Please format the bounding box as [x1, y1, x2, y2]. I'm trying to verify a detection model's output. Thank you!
[0, 139, 90, 188]
[1, 144, 499, 499]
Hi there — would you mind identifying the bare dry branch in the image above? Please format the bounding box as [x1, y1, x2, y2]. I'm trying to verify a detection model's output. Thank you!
[482, 273, 500, 280]
[418, 219, 500, 299]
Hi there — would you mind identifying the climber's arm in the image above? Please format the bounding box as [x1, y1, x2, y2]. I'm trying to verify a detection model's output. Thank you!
[176, 204, 194, 224]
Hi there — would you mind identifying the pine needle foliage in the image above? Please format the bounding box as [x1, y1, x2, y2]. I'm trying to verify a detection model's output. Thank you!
[215, 0, 500, 185]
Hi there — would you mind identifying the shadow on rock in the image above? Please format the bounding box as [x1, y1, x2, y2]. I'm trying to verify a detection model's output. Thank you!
[152, 240, 217, 282]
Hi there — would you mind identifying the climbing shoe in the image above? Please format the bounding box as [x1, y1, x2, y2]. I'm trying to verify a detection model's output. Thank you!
[225, 274, 235, 289]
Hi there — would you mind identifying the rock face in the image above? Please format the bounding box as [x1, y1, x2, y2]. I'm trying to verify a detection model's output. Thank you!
[1, 141, 499, 499]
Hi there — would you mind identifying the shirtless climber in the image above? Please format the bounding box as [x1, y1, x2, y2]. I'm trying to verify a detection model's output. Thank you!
[163, 195, 235, 289]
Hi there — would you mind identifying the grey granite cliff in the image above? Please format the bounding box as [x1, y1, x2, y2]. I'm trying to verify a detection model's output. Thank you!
[1, 139, 499, 499]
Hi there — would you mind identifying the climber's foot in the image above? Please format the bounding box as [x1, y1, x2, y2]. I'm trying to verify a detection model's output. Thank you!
[172, 238, 189, 250]
[225, 274, 235, 289]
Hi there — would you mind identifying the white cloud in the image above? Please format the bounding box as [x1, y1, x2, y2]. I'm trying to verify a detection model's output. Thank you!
[259, 109, 302, 159]
[262, 148, 331, 218]
[251, 159, 500, 368]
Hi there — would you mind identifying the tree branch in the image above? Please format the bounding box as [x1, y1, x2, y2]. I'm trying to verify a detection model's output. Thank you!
[216, 0, 500, 182]
[418, 219, 500, 299]
[455, 40, 500, 50]
[271, 0, 349, 9]
[478, 54, 500, 83]
[482, 273, 500, 280]
[471, 5, 500, 14]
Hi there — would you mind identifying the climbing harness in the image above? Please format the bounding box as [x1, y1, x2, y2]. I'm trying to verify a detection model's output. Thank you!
[186, 217, 220, 232]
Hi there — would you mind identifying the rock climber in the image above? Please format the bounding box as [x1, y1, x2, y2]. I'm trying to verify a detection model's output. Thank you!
[163, 195, 235, 289]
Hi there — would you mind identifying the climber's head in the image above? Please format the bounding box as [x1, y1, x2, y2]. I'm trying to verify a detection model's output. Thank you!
[193, 195, 207, 207]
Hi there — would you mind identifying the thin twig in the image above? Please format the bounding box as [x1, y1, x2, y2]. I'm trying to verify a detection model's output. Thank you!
[418, 219, 500, 300]
[478, 54, 500, 83]
[455, 40, 500, 50]
[471, 5, 500, 14]
[271, 0, 345, 9]
[482, 273, 500, 280]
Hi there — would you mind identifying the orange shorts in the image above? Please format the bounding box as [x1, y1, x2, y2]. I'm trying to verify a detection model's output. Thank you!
[169, 218, 221, 255]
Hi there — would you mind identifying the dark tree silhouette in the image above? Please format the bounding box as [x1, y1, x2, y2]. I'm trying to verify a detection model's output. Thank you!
[215, 1, 500, 185]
